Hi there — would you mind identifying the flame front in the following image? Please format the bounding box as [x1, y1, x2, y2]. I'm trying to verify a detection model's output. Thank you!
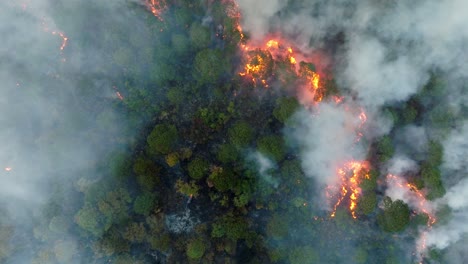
[145, 0, 167, 21]
[386, 174, 436, 260]
[328, 161, 370, 219]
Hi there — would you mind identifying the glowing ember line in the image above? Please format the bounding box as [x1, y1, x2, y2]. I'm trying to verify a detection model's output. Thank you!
[145, 0, 167, 21]
[328, 161, 370, 219]
[386, 174, 437, 261]
[51, 31, 68, 51]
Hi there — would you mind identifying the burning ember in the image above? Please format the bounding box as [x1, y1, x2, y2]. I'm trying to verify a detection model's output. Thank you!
[386, 174, 436, 259]
[327, 161, 371, 219]
[51, 31, 68, 51]
[144, 0, 167, 21]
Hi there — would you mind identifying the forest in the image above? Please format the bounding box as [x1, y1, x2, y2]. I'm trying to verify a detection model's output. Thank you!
[1, 0, 467, 264]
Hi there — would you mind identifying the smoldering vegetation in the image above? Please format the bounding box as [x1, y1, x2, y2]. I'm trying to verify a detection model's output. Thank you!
[1, 0, 467, 263]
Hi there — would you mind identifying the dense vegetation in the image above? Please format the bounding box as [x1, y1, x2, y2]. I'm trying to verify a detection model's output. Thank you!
[0, 1, 454, 264]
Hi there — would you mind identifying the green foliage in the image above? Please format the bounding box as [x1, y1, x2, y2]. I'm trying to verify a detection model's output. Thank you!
[377, 197, 410, 232]
[54, 240, 77, 263]
[266, 214, 288, 239]
[375, 135, 394, 163]
[427, 140, 443, 165]
[186, 238, 206, 260]
[190, 23, 211, 49]
[400, 103, 418, 124]
[171, 33, 190, 55]
[133, 156, 160, 191]
[97, 188, 132, 225]
[48, 216, 69, 235]
[188, 157, 209, 180]
[228, 121, 253, 147]
[217, 143, 239, 164]
[147, 124, 179, 155]
[357, 192, 377, 215]
[273, 97, 300, 123]
[420, 162, 446, 200]
[166, 86, 185, 106]
[165, 152, 180, 167]
[359, 169, 378, 192]
[208, 167, 237, 192]
[133, 192, 156, 216]
[288, 246, 319, 264]
[211, 212, 251, 242]
[175, 179, 200, 198]
[75, 205, 104, 236]
[257, 135, 286, 162]
[123, 222, 146, 243]
[0, 225, 12, 262]
[193, 49, 227, 85]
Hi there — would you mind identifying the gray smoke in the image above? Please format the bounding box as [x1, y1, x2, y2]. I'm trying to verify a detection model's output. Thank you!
[237, 0, 468, 260]
[0, 0, 148, 263]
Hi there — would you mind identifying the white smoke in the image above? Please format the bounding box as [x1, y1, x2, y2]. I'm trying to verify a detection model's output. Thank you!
[237, 0, 468, 261]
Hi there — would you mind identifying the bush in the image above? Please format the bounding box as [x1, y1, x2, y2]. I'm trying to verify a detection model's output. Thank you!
[228, 121, 253, 147]
[133, 192, 156, 216]
[188, 157, 209, 180]
[377, 197, 410, 232]
[147, 124, 178, 155]
[273, 97, 300, 123]
[257, 135, 286, 162]
[186, 239, 206, 260]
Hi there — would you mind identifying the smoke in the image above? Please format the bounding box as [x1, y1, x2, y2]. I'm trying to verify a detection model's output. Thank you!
[237, 0, 468, 261]
[0, 0, 154, 263]
[250, 151, 279, 188]
[425, 122, 468, 253]
[291, 103, 366, 186]
[236, 0, 287, 42]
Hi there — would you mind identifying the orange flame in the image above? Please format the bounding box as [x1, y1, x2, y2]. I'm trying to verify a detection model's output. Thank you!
[145, 0, 167, 21]
[386, 174, 436, 260]
[328, 161, 370, 219]
[51, 31, 68, 51]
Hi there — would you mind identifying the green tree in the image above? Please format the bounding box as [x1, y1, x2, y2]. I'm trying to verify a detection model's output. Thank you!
[186, 238, 206, 260]
[288, 246, 319, 264]
[217, 143, 239, 164]
[193, 49, 228, 85]
[175, 179, 200, 198]
[188, 157, 209, 180]
[374, 135, 394, 163]
[357, 192, 377, 215]
[273, 97, 300, 123]
[208, 167, 237, 192]
[266, 214, 289, 239]
[190, 22, 211, 49]
[75, 205, 104, 236]
[377, 197, 410, 232]
[257, 135, 286, 162]
[228, 121, 253, 147]
[54, 240, 77, 263]
[133, 156, 160, 191]
[97, 188, 132, 226]
[133, 192, 156, 216]
[147, 124, 179, 155]
[171, 33, 190, 55]
[123, 222, 146, 243]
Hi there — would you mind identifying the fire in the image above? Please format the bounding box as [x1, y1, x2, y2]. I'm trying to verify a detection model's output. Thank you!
[238, 37, 315, 88]
[51, 31, 68, 51]
[386, 174, 436, 260]
[112, 86, 124, 101]
[386, 174, 436, 226]
[4, 167, 12, 172]
[145, 0, 167, 21]
[40, 18, 69, 57]
[328, 161, 370, 219]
